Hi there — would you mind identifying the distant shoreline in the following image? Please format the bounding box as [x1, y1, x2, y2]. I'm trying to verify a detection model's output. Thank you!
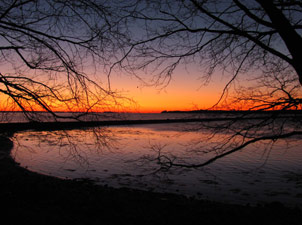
[161, 109, 302, 114]
[1, 109, 302, 114]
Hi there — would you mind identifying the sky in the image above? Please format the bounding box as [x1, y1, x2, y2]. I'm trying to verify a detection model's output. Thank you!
[0, 49, 241, 113]
[0, 52, 232, 113]
[0, 0, 269, 113]
[0, 66, 228, 113]
[109, 66, 230, 113]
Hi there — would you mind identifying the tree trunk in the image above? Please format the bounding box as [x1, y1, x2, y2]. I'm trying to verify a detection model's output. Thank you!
[256, 0, 302, 85]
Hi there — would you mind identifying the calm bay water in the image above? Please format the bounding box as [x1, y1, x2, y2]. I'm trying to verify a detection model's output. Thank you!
[0, 111, 203, 123]
[10, 118, 302, 207]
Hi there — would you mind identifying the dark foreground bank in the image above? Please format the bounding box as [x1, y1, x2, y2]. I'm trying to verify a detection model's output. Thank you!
[1, 135, 302, 225]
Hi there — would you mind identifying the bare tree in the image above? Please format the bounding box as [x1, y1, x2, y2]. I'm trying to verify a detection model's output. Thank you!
[104, 0, 302, 168]
[0, 0, 132, 121]
[108, 0, 302, 94]
[1, 0, 302, 167]
[2, 1, 301, 116]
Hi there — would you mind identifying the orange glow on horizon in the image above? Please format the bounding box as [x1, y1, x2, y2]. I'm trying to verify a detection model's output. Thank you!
[0, 65, 252, 113]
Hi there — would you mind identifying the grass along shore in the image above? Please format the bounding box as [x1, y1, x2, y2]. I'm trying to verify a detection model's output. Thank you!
[1, 131, 302, 225]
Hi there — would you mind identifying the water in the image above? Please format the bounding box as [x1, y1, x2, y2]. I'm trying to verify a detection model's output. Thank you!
[0, 111, 202, 123]
[10, 121, 302, 207]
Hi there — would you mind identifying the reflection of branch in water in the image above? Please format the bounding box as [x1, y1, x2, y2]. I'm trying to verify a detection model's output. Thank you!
[57, 130, 90, 167]
[13, 126, 121, 168]
[155, 131, 302, 169]
[10, 135, 38, 159]
[91, 127, 120, 153]
[146, 142, 176, 173]
[134, 116, 302, 172]
[125, 141, 229, 188]
[124, 141, 175, 174]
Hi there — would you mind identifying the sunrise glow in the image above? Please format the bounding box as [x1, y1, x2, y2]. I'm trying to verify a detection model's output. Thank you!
[0, 65, 233, 113]
[106, 68, 230, 113]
